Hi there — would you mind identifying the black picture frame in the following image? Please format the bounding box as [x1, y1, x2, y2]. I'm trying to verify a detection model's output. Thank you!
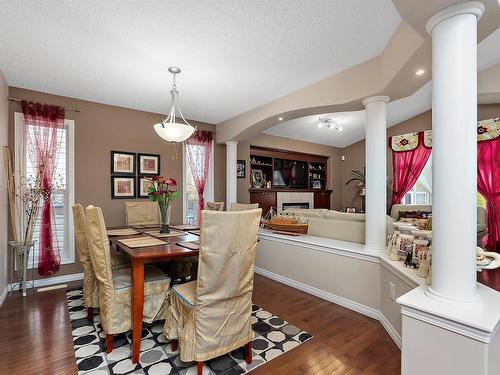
[137, 176, 156, 199]
[111, 176, 136, 199]
[237, 160, 246, 178]
[111, 151, 136, 175]
[137, 153, 160, 176]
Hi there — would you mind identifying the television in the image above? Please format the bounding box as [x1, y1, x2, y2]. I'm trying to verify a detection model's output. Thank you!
[273, 158, 306, 188]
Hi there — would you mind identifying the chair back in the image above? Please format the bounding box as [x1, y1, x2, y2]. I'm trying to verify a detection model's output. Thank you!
[86, 205, 115, 325]
[125, 201, 160, 226]
[194, 208, 262, 353]
[206, 201, 224, 211]
[229, 202, 259, 211]
[72, 203, 98, 307]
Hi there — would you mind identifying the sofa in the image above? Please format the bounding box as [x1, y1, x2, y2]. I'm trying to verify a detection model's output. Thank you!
[282, 209, 395, 244]
[390, 204, 487, 246]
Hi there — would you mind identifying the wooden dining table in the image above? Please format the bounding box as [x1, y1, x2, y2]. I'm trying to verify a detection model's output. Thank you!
[109, 227, 199, 363]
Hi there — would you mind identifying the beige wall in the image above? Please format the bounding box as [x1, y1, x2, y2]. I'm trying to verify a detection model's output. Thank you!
[8, 87, 225, 279]
[236, 134, 344, 210]
[0, 71, 8, 299]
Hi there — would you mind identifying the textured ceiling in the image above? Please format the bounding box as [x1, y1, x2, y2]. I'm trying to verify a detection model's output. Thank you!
[0, 0, 400, 123]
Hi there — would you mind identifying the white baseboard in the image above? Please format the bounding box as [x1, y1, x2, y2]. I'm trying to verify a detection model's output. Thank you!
[7, 272, 83, 292]
[0, 286, 7, 307]
[254, 266, 401, 349]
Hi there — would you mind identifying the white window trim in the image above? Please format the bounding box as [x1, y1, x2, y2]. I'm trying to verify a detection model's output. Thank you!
[14, 112, 75, 266]
[183, 140, 215, 223]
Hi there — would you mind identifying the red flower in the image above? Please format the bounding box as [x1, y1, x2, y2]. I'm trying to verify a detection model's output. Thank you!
[165, 178, 177, 187]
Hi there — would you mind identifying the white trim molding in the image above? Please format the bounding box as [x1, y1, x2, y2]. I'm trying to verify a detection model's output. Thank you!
[7, 272, 83, 292]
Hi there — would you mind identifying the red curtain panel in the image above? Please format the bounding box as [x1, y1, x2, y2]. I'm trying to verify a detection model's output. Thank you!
[391, 133, 432, 206]
[477, 136, 500, 251]
[186, 130, 213, 224]
[22, 100, 65, 275]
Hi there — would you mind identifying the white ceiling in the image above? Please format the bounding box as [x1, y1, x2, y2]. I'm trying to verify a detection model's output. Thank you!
[0, 0, 401, 123]
[264, 28, 500, 148]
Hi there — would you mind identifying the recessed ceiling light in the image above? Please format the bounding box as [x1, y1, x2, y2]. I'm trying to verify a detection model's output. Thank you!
[416, 69, 425, 76]
[318, 123, 323, 128]
[337, 126, 343, 132]
[278, 117, 283, 121]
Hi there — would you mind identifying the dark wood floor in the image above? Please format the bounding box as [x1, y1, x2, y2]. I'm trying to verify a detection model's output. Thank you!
[0, 275, 400, 375]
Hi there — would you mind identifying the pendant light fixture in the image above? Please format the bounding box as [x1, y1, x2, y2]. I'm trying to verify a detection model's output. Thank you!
[153, 67, 196, 142]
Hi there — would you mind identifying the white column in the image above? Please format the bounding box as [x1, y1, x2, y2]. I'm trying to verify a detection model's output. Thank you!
[363, 95, 390, 251]
[426, 1, 483, 302]
[225, 140, 238, 209]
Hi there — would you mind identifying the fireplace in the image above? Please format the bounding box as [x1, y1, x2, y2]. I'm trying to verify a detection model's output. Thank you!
[276, 192, 314, 214]
[282, 202, 310, 211]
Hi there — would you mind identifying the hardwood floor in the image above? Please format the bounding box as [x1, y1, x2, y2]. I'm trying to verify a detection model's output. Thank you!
[0, 275, 400, 374]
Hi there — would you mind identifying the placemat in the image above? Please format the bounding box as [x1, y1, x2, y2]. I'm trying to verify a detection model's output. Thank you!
[176, 241, 200, 250]
[171, 224, 200, 231]
[144, 229, 185, 238]
[188, 229, 201, 236]
[106, 228, 139, 236]
[131, 224, 161, 229]
[118, 237, 166, 248]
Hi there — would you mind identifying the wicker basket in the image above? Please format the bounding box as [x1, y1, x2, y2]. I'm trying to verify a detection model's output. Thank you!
[263, 217, 308, 234]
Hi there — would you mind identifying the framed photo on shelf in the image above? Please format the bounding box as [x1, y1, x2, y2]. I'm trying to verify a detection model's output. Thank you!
[138, 153, 160, 176]
[237, 160, 246, 178]
[251, 169, 264, 188]
[111, 151, 135, 175]
[111, 176, 135, 199]
[137, 176, 155, 198]
[312, 180, 322, 189]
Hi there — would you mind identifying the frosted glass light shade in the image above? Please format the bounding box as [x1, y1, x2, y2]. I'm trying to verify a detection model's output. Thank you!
[153, 121, 195, 142]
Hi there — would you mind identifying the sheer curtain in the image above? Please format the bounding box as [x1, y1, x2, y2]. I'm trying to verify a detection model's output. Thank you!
[22, 100, 65, 275]
[186, 131, 213, 224]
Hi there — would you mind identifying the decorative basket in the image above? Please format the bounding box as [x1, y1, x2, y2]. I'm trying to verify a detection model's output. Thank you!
[263, 217, 309, 234]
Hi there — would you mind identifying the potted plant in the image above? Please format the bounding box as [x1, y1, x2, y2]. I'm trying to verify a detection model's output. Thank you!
[147, 176, 180, 233]
[345, 167, 366, 212]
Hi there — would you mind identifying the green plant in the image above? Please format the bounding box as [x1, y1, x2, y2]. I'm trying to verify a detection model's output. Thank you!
[345, 168, 366, 188]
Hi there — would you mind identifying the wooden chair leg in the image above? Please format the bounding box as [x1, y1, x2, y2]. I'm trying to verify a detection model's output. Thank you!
[171, 339, 178, 352]
[244, 341, 253, 364]
[106, 334, 114, 353]
[87, 307, 93, 322]
[197, 362, 203, 375]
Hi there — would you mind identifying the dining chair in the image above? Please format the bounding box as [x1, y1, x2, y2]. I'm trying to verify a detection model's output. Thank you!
[85, 205, 171, 353]
[229, 202, 259, 211]
[205, 201, 224, 211]
[125, 201, 160, 226]
[164, 208, 262, 374]
[72, 204, 130, 321]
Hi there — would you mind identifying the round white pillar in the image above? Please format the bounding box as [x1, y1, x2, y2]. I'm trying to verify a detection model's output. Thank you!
[225, 140, 238, 210]
[426, 1, 484, 302]
[363, 95, 390, 251]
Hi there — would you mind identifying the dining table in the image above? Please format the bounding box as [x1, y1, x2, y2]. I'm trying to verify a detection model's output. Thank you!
[109, 226, 200, 363]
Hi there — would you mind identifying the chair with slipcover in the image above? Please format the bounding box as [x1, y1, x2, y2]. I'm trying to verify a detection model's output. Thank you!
[164, 208, 262, 374]
[205, 201, 224, 211]
[125, 201, 160, 226]
[85, 205, 171, 353]
[229, 202, 259, 211]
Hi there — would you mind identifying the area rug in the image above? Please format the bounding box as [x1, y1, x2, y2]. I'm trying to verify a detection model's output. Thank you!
[67, 289, 312, 374]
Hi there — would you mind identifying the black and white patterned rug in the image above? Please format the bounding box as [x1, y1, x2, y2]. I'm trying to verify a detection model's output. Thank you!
[67, 289, 312, 374]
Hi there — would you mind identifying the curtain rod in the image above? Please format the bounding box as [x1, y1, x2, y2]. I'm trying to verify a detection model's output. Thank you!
[7, 97, 82, 112]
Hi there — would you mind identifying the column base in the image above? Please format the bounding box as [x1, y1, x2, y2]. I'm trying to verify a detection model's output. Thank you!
[425, 285, 480, 303]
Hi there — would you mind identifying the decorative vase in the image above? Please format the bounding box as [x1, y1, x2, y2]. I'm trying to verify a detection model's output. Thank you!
[158, 200, 172, 234]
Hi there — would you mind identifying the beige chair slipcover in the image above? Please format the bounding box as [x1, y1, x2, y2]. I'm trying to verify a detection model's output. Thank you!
[125, 201, 160, 226]
[229, 202, 259, 211]
[164, 208, 262, 362]
[206, 201, 224, 211]
[72, 204, 130, 310]
[86, 205, 171, 335]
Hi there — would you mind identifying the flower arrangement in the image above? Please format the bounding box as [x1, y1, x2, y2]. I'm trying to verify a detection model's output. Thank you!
[147, 176, 180, 233]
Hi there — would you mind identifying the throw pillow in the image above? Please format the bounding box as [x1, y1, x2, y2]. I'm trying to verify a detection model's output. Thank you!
[400, 217, 429, 230]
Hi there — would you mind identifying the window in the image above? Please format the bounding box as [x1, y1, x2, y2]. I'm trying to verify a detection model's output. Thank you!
[183, 141, 214, 224]
[403, 154, 432, 205]
[15, 112, 75, 268]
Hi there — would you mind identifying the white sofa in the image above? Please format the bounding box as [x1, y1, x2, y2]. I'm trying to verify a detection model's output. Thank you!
[282, 209, 395, 244]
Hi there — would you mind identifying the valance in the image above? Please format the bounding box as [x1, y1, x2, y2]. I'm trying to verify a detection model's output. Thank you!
[389, 118, 499, 151]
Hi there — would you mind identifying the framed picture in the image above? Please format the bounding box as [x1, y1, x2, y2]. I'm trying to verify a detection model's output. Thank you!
[111, 176, 135, 199]
[237, 160, 246, 178]
[137, 176, 155, 199]
[138, 153, 160, 176]
[251, 169, 264, 188]
[346, 207, 356, 213]
[111, 151, 135, 175]
[312, 180, 322, 189]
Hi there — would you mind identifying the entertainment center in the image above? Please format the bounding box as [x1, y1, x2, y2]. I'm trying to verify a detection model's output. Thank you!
[249, 146, 332, 215]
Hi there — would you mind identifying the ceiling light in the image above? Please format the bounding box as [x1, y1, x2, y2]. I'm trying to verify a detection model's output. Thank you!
[319, 117, 343, 131]
[278, 117, 283, 121]
[415, 69, 425, 76]
[153, 67, 196, 143]
[318, 122, 323, 128]
[337, 126, 343, 132]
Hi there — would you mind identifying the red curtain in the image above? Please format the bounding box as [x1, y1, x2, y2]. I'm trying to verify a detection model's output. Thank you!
[22, 100, 65, 276]
[186, 130, 213, 224]
[477, 137, 500, 251]
[391, 133, 432, 205]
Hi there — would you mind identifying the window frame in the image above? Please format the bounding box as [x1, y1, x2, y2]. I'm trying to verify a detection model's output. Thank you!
[14, 112, 75, 267]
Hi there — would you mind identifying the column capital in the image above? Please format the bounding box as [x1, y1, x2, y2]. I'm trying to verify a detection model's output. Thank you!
[426, 1, 484, 35]
[362, 95, 390, 107]
[225, 140, 238, 146]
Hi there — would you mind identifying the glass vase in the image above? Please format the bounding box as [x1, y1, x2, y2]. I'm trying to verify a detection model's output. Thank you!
[158, 200, 172, 234]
